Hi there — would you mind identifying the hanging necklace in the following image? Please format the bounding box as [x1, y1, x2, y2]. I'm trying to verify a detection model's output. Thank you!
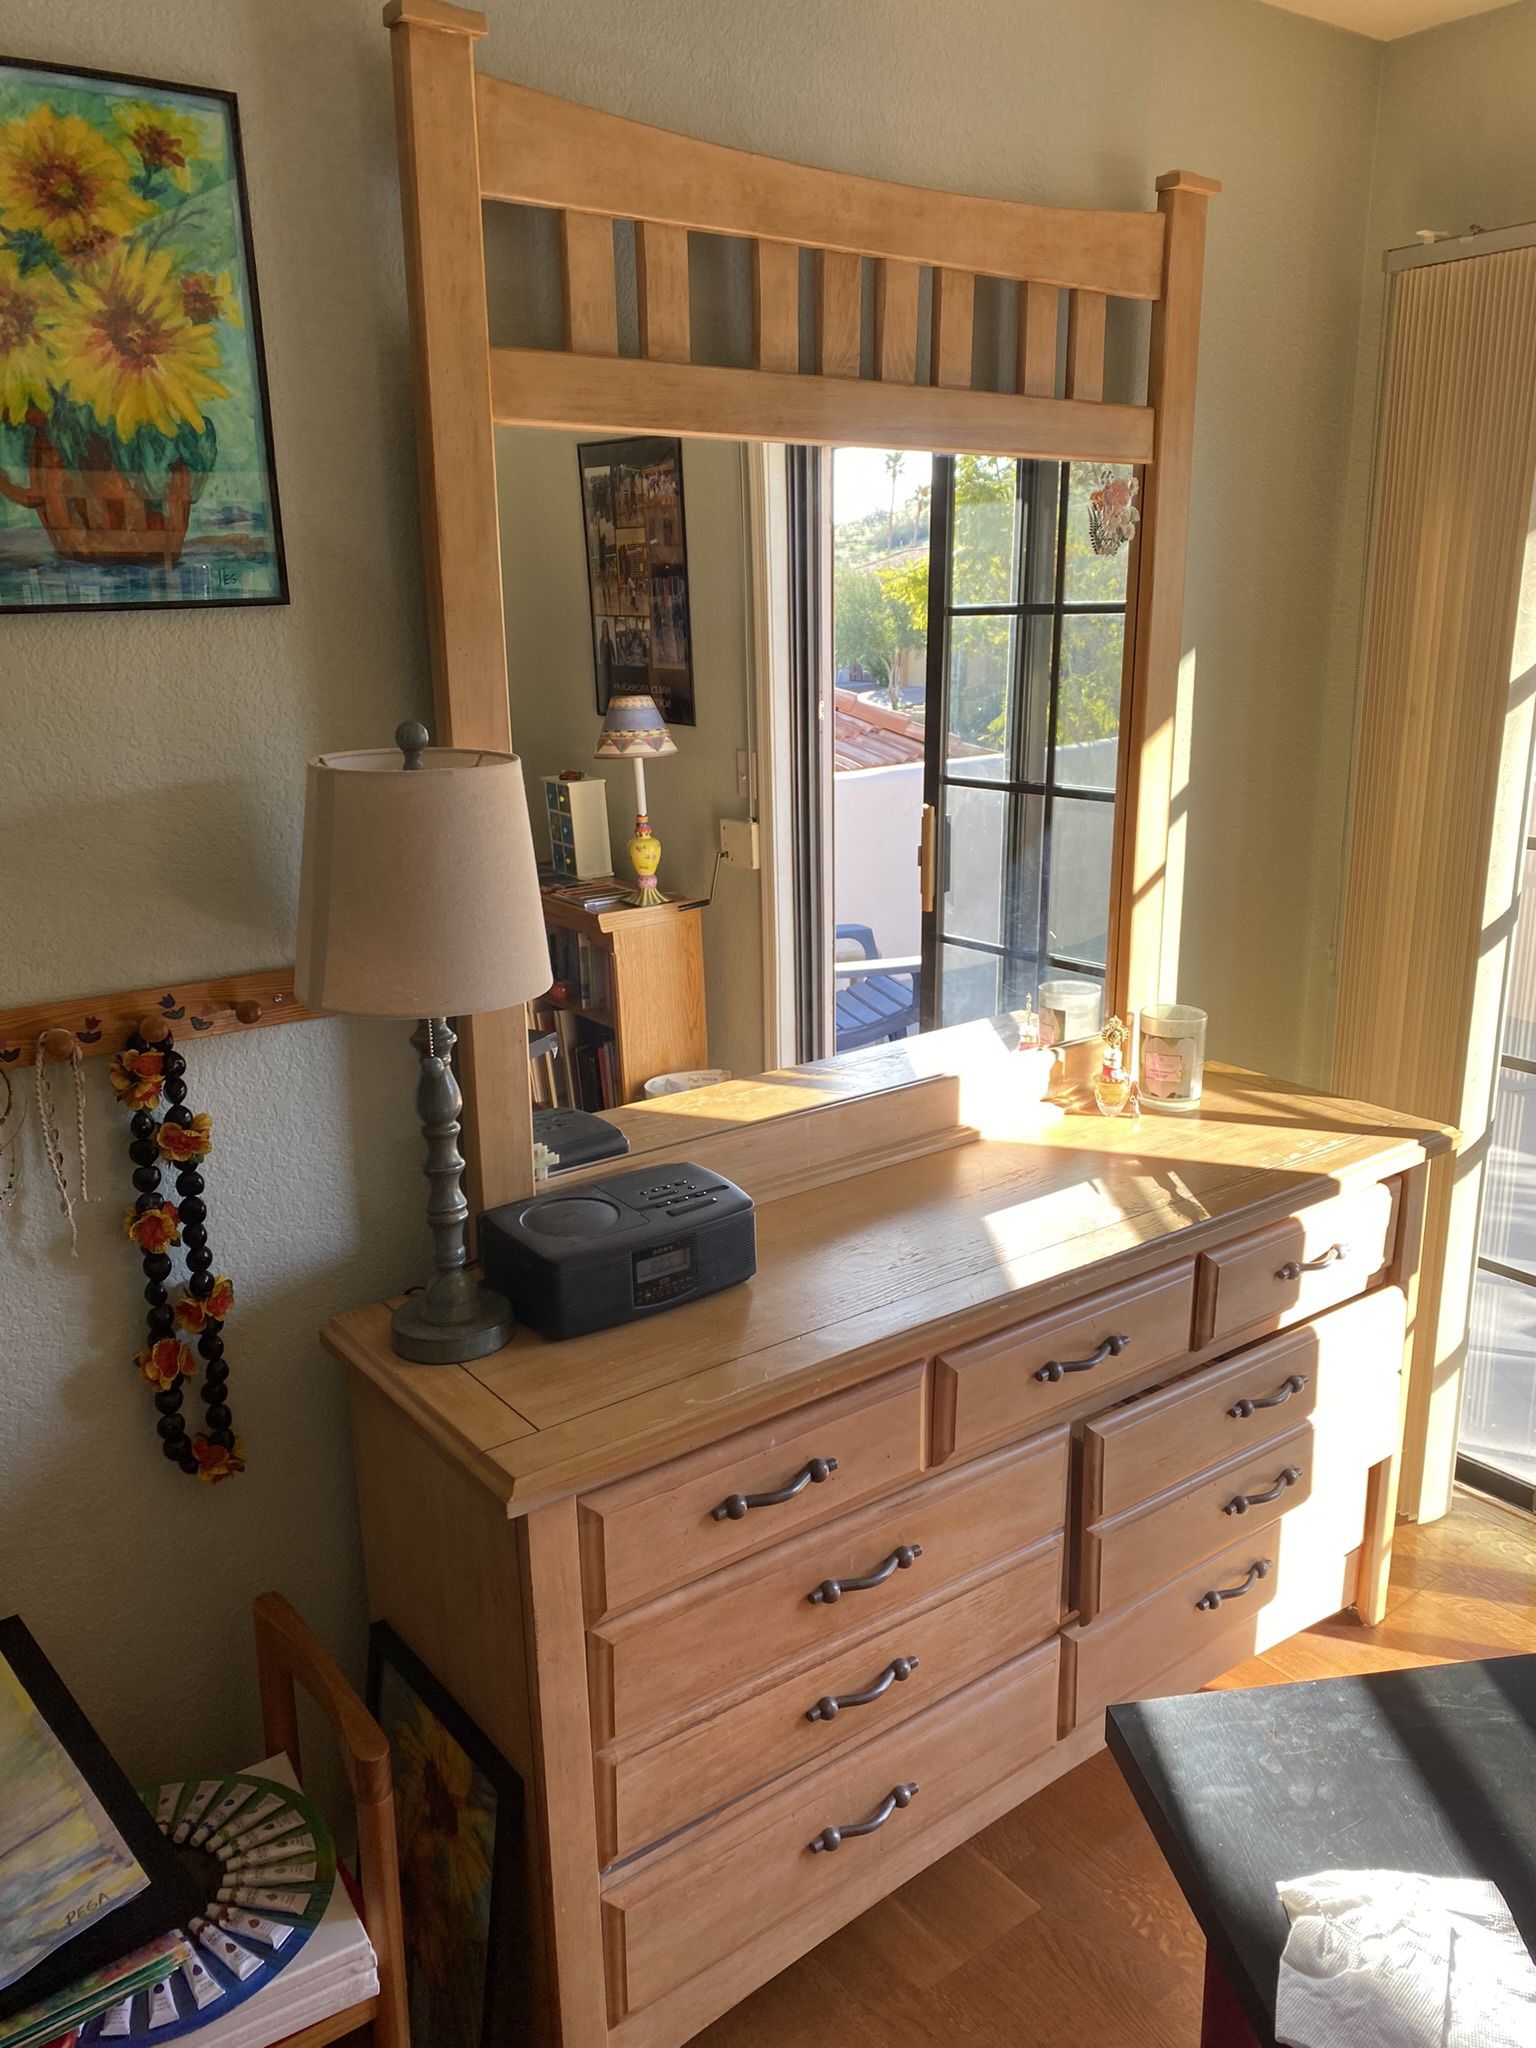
[110, 1025, 245, 1484]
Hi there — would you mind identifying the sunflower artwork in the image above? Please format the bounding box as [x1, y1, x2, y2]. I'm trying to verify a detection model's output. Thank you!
[367, 1625, 528, 2048]
[0, 57, 284, 611]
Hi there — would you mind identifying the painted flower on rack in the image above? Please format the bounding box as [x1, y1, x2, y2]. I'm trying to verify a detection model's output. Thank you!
[56, 244, 229, 439]
[107, 1046, 166, 1108]
[191, 1434, 245, 1485]
[179, 269, 241, 329]
[123, 1201, 181, 1253]
[137, 1336, 195, 1390]
[156, 1111, 213, 1163]
[0, 104, 150, 258]
[175, 1275, 234, 1331]
[111, 99, 206, 195]
[0, 253, 65, 426]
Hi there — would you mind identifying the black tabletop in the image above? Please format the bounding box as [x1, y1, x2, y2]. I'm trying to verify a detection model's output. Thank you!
[1107, 1656, 1536, 2046]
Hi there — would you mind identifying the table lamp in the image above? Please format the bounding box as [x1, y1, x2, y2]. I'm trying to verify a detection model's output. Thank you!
[295, 721, 551, 1363]
[595, 689, 676, 906]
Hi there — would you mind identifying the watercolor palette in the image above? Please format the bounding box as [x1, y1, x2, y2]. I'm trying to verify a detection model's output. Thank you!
[76, 1775, 334, 2043]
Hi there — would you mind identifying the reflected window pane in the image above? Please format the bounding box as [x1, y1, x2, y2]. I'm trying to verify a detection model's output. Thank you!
[1055, 614, 1123, 792]
[942, 782, 1007, 946]
[941, 944, 1001, 1028]
[1481, 1067, 1536, 1279]
[1064, 462, 1134, 604]
[1461, 1265, 1536, 1487]
[1505, 849, 1536, 1063]
[950, 456, 1019, 607]
[1047, 796, 1113, 967]
[946, 616, 1015, 764]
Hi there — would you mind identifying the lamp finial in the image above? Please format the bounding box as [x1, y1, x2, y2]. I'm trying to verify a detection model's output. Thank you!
[396, 719, 431, 770]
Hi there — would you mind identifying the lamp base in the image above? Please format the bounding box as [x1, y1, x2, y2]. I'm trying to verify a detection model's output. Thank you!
[390, 1282, 515, 1364]
[626, 821, 669, 907]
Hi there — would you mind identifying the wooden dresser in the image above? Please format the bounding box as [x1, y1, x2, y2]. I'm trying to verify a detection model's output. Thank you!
[325, 1060, 1450, 2048]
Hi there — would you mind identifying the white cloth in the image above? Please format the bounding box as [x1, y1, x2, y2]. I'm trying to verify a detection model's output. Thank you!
[1275, 1869, 1536, 2048]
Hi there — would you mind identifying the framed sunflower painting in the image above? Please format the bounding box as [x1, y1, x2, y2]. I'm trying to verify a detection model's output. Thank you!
[0, 56, 285, 612]
[367, 1623, 529, 2048]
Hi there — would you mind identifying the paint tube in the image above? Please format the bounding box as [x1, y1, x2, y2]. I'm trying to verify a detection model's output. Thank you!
[99, 1997, 135, 2036]
[147, 1978, 179, 2028]
[174, 1778, 225, 1843]
[207, 1790, 286, 1852]
[179, 1952, 226, 2008]
[213, 1907, 293, 1949]
[192, 1779, 257, 1846]
[237, 1858, 317, 1885]
[198, 1924, 264, 1982]
[224, 1806, 307, 1854]
[227, 1831, 316, 1870]
[153, 1782, 183, 1832]
[215, 1885, 312, 1916]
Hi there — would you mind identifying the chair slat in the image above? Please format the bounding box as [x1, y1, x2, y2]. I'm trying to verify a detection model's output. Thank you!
[752, 240, 799, 373]
[1018, 281, 1060, 397]
[1067, 288, 1107, 401]
[931, 268, 975, 390]
[561, 210, 618, 356]
[635, 221, 690, 363]
[874, 259, 921, 384]
[815, 250, 862, 378]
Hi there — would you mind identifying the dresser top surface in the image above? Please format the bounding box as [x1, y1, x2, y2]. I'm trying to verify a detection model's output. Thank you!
[323, 1062, 1451, 1513]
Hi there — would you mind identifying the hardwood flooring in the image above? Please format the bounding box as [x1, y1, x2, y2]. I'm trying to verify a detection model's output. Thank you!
[692, 1490, 1536, 2047]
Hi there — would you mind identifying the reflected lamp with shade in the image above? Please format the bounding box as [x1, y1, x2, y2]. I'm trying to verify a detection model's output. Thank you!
[294, 721, 551, 1364]
[595, 689, 676, 906]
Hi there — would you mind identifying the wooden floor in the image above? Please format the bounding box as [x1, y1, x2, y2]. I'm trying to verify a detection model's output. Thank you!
[693, 1490, 1536, 2047]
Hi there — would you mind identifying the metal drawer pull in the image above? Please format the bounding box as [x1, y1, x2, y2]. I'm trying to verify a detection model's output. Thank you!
[1275, 1243, 1349, 1282]
[1196, 1559, 1272, 1611]
[1033, 1333, 1129, 1384]
[1223, 1465, 1302, 1515]
[808, 1781, 918, 1853]
[806, 1656, 919, 1723]
[808, 1543, 922, 1605]
[1228, 1373, 1308, 1420]
[712, 1454, 839, 1522]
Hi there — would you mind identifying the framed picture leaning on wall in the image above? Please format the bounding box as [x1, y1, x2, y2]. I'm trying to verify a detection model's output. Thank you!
[578, 434, 695, 725]
[0, 55, 286, 612]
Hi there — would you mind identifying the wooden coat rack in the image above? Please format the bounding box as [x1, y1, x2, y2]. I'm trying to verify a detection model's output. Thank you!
[0, 968, 320, 1067]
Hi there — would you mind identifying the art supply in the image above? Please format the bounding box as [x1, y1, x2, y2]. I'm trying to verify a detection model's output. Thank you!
[151, 1784, 183, 1834]
[98, 1998, 134, 2038]
[226, 1830, 315, 1871]
[191, 1781, 256, 1846]
[172, 1780, 222, 1843]
[212, 1909, 294, 1950]
[215, 1887, 313, 1917]
[197, 1925, 263, 1983]
[220, 1807, 305, 1855]
[236, 1859, 318, 1886]
[1139, 1003, 1208, 1111]
[177, 1953, 225, 2009]
[206, 1791, 284, 1851]
[144, 1976, 177, 2027]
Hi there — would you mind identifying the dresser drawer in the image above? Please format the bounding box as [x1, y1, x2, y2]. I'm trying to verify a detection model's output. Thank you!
[1194, 1181, 1398, 1347]
[601, 1639, 1060, 2024]
[932, 1262, 1196, 1463]
[1083, 1286, 1408, 1522]
[579, 1363, 927, 1618]
[589, 1429, 1067, 1744]
[1062, 1474, 1370, 1730]
[597, 1534, 1062, 1865]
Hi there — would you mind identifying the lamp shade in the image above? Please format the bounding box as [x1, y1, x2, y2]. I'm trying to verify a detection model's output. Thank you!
[594, 690, 677, 760]
[295, 744, 549, 1019]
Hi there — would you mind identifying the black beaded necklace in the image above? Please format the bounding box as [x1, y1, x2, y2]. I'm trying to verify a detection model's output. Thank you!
[111, 1025, 244, 1485]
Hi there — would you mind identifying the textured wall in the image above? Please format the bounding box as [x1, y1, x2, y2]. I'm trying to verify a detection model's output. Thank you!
[0, 0, 1398, 1772]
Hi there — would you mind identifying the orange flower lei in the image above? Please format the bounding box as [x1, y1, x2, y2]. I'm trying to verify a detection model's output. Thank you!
[117, 1022, 242, 1483]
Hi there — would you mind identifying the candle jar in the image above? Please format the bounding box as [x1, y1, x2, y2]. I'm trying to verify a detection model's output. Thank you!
[1039, 978, 1103, 1048]
[1139, 1004, 1207, 1111]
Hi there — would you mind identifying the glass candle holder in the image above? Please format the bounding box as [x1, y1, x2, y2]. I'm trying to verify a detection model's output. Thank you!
[1039, 978, 1103, 1048]
[1139, 1004, 1207, 1111]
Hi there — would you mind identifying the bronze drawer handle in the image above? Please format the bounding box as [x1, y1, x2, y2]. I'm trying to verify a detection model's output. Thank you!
[808, 1781, 918, 1853]
[1275, 1243, 1348, 1282]
[808, 1543, 922, 1605]
[1033, 1333, 1129, 1384]
[806, 1655, 919, 1723]
[1228, 1373, 1308, 1420]
[1223, 1465, 1302, 1515]
[1196, 1558, 1272, 1611]
[711, 1455, 840, 1523]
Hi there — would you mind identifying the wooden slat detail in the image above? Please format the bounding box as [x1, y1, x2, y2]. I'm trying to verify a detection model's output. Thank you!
[560, 210, 618, 356]
[634, 220, 690, 363]
[1110, 172, 1218, 1022]
[386, 5, 531, 1212]
[814, 250, 862, 378]
[1066, 288, 1107, 401]
[931, 268, 975, 390]
[1333, 244, 1536, 1521]
[476, 75, 1166, 299]
[1017, 280, 1059, 397]
[874, 258, 921, 383]
[752, 240, 799, 373]
[490, 348, 1154, 464]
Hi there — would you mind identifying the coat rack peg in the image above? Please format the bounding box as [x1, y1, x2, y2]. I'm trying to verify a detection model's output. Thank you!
[37, 1027, 79, 1061]
[234, 1000, 263, 1024]
[137, 1015, 175, 1045]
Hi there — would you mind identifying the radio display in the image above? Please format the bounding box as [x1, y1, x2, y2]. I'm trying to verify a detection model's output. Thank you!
[635, 1243, 693, 1284]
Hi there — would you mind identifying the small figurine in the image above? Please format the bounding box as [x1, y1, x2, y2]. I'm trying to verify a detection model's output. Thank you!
[1092, 1016, 1137, 1119]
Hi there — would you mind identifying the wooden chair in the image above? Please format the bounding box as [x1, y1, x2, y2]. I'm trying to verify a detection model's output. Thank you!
[252, 1592, 410, 2048]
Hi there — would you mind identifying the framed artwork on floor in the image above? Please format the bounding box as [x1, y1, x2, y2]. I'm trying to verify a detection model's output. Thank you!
[578, 434, 695, 725]
[366, 1622, 527, 2048]
[0, 55, 286, 612]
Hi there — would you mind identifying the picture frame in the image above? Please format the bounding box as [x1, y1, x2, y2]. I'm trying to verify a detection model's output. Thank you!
[578, 434, 695, 725]
[365, 1622, 527, 2048]
[0, 54, 287, 613]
